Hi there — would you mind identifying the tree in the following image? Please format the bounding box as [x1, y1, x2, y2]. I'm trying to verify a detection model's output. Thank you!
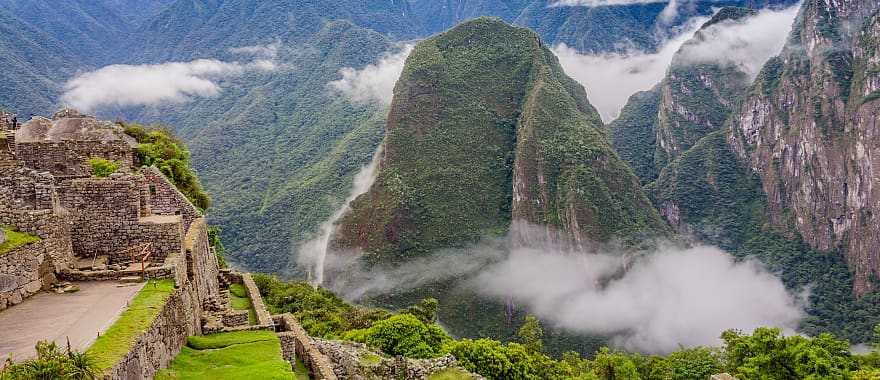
[517, 315, 544, 354]
[721, 328, 855, 379]
[592, 348, 641, 380]
[405, 298, 439, 324]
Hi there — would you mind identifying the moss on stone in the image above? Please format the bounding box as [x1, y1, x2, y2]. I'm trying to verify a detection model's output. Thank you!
[0, 227, 41, 255]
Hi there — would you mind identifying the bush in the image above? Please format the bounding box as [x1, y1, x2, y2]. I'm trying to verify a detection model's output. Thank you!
[345, 314, 451, 358]
[87, 158, 118, 178]
[0, 341, 98, 380]
[123, 123, 210, 210]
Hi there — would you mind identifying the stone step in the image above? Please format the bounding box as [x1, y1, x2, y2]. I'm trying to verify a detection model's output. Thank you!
[119, 276, 143, 283]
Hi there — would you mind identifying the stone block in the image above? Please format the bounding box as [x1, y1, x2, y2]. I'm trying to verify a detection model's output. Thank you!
[23, 280, 41, 294]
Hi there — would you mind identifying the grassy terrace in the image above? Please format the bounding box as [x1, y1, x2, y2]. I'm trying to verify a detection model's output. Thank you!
[86, 279, 176, 372]
[428, 368, 477, 380]
[228, 283, 256, 325]
[0, 227, 40, 255]
[155, 330, 299, 380]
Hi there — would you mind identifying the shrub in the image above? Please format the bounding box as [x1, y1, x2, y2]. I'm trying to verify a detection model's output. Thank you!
[87, 158, 118, 178]
[123, 123, 210, 210]
[0, 341, 98, 380]
[344, 314, 451, 358]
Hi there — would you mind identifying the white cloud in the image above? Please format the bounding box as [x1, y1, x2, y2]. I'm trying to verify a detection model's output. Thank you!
[473, 243, 803, 353]
[230, 41, 281, 58]
[61, 58, 277, 112]
[553, 4, 798, 122]
[321, 222, 804, 354]
[329, 44, 414, 106]
[553, 16, 706, 122]
[674, 4, 800, 78]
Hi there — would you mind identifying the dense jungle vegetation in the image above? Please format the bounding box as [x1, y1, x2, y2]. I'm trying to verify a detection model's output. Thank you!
[256, 275, 880, 380]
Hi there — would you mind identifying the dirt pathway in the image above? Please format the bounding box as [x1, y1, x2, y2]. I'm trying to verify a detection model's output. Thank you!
[0, 281, 145, 361]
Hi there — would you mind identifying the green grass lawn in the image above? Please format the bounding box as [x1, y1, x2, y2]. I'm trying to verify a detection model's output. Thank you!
[293, 357, 310, 380]
[228, 283, 257, 325]
[428, 368, 476, 380]
[155, 330, 298, 380]
[86, 279, 175, 372]
[0, 227, 40, 255]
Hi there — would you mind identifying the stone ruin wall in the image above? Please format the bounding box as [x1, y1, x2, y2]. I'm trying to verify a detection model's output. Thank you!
[275, 314, 338, 380]
[0, 167, 55, 210]
[15, 140, 134, 178]
[0, 133, 16, 170]
[105, 280, 202, 380]
[0, 209, 74, 311]
[57, 176, 183, 262]
[142, 166, 201, 231]
[0, 112, 17, 131]
[183, 218, 220, 309]
[104, 217, 221, 380]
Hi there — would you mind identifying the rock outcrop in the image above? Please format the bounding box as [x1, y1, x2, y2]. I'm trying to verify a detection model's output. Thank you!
[612, 7, 758, 186]
[332, 17, 667, 258]
[728, 0, 880, 296]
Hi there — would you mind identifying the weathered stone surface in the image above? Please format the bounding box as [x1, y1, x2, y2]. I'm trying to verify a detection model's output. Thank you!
[311, 339, 481, 380]
[275, 314, 338, 380]
[728, 0, 880, 296]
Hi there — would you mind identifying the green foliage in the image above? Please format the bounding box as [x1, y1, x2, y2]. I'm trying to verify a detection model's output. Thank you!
[86, 280, 175, 372]
[337, 17, 666, 258]
[404, 298, 439, 324]
[610, 87, 661, 185]
[662, 347, 723, 380]
[256, 275, 880, 380]
[0, 227, 41, 255]
[722, 327, 855, 379]
[1, 341, 98, 380]
[253, 274, 390, 339]
[155, 331, 294, 380]
[517, 316, 544, 354]
[87, 158, 118, 178]
[443, 338, 569, 380]
[345, 314, 451, 358]
[122, 123, 210, 210]
[207, 226, 227, 268]
[592, 348, 641, 380]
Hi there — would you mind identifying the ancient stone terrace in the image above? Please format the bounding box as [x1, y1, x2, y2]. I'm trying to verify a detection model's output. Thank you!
[0, 110, 226, 376]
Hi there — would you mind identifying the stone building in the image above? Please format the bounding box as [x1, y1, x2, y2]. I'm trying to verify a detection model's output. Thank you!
[14, 109, 136, 177]
[0, 109, 218, 313]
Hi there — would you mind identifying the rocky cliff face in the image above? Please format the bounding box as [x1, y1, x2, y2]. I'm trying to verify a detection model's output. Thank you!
[654, 8, 755, 168]
[332, 18, 667, 258]
[612, 8, 757, 184]
[728, 0, 880, 296]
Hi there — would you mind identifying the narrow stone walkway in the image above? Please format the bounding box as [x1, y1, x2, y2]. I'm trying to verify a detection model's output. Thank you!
[0, 281, 144, 361]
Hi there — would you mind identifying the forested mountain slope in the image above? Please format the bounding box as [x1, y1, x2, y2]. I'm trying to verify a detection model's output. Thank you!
[627, 3, 880, 343]
[332, 18, 668, 259]
[611, 7, 757, 184]
[0, 0, 801, 273]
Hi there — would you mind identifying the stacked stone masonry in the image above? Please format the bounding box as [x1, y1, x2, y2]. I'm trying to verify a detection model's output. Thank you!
[0, 110, 225, 380]
[16, 140, 135, 177]
[275, 313, 339, 380]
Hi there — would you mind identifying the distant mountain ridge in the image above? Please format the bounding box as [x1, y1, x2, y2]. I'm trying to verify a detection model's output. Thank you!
[0, 0, 796, 274]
